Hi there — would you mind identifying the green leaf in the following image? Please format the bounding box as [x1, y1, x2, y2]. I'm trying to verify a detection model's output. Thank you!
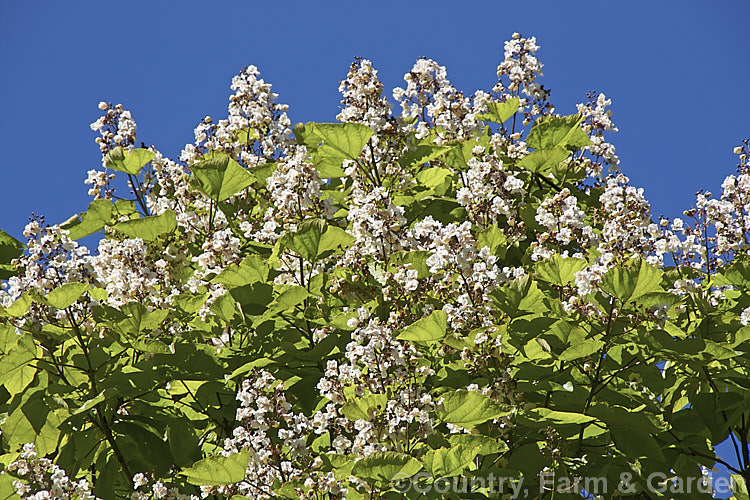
[105, 147, 155, 175]
[87, 286, 107, 303]
[0, 335, 38, 395]
[558, 338, 604, 362]
[448, 434, 508, 455]
[524, 408, 597, 425]
[308, 123, 373, 159]
[731, 474, 749, 500]
[124, 149, 156, 175]
[351, 451, 422, 484]
[437, 390, 510, 427]
[210, 293, 239, 323]
[115, 420, 173, 476]
[282, 219, 325, 262]
[211, 255, 269, 288]
[191, 157, 255, 201]
[443, 141, 475, 172]
[274, 285, 309, 310]
[234, 128, 258, 144]
[0, 228, 23, 280]
[599, 257, 664, 304]
[4, 292, 32, 317]
[416, 167, 452, 187]
[253, 162, 278, 186]
[298, 123, 373, 177]
[397, 310, 447, 342]
[104, 146, 127, 172]
[526, 114, 591, 150]
[423, 445, 478, 477]
[341, 394, 388, 420]
[518, 146, 570, 173]
[399, 146, 451, 168]
[415, 167, 452, 196]
[588, 405, 665, 434]
[47, 282, 89, 309]
[112, 210, 177, 241]
[319, 225, 355, 254]
[492, 277, 547, 317]
[281, 219, 354, 262]
[610, 427, 665, 463]
[61, 199, 114, 240]
[535, 254, 586, 287]
[181, 450, 252, 485]
[4, 390, 65, 456]
[71, 391, 108, 415]
[389, 251, 432, 279]
[477, 225, 507, 256]
[112, 303, 170, 336]
[476, 98, 520, 124]
[253, 286, 309, 327]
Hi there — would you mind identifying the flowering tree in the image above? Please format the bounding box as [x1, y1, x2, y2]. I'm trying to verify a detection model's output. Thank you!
[1, 33, 750, 499]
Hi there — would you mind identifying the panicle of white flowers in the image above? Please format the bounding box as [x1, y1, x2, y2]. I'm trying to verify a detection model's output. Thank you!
[1, 218, 94, 330]
[687, 144, 750, 262]
[577, 91, 620, 176]
[146, 151, 190, 216]
[531, 187, 596, 261]
[91, 237, 167, 308]
[228, 65, 292, 159]
[180, 65, 291, 167]
[597, 174, 657, 263]
[193, 228, 241, 275]
[203, 370, 347, 499]
[83, 169, 116, 200]
[265, 146, 334, 226]
[345, 184, 406, 259]
[456, 151, 526, 229]
[494, 32, 552, 125]
[337, 58, 393, 133]
[393, 58, 479, 144]
[130, 472, 198, 500]
[314, 313, 441, 460]
[90, 102, 137, 157]
[406, 217, 523, 329]
[7, 443, 98, 500]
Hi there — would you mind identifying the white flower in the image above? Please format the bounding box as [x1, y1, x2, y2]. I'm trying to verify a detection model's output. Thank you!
[741, 306, 750, 327]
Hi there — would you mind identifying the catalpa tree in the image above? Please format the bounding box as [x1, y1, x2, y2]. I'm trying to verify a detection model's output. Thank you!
[1, 33, 749, 500]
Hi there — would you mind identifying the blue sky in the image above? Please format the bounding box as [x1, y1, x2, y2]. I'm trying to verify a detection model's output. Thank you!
[1, 0, 748, 492]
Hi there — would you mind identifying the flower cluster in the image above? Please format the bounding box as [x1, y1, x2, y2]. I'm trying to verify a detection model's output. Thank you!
[7, 444, 96, 499]
[180, 65, 291, 167]
[89, 102, 137, 156]
[337, 58, 393, 134]
[393, 58, 479, 144]
[532, 187, 595, 260]
[577, 91, 619, 176]
[206, 370, 347, 499]
[494, 32, 552, 124]
[456, 149, 526, 228]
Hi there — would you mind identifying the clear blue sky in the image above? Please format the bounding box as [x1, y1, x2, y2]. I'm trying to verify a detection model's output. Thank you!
[0, 0, 748, 492]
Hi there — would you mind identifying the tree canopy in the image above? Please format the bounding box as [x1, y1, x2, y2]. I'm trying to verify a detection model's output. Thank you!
[1, 33, 750, 499]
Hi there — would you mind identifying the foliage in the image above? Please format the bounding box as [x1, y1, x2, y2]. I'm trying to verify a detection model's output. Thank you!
[1, 34, 750, 499]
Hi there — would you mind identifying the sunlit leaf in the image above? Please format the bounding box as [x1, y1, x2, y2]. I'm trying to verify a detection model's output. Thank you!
[181, 450, 252, 485]
[112, 210, 177, 241]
